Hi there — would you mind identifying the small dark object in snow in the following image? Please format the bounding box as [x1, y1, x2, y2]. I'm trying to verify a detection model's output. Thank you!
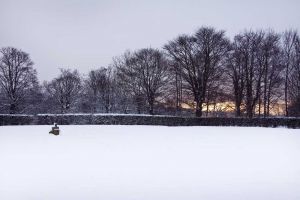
[49, 123, 60, 135]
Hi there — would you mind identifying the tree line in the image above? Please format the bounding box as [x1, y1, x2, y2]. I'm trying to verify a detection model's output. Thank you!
[0, 27, 299, 117]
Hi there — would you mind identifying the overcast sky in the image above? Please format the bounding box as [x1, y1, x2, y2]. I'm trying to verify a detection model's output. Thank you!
[0, 0, 299, 81]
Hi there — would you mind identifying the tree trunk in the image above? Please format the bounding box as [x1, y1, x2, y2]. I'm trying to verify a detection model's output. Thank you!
[246, 94, 253, 118]
[258, 97, 261, 117]
[9, 103, 16, 114]
[206, 101, 209, 117]
[149, 107, 154, 115]
[263, 74, 268, 118]
[148, 97, 154, 115]
[236, 105, 241, 117]
[195, 101, 203, 117]
[285, 70, 289, 116]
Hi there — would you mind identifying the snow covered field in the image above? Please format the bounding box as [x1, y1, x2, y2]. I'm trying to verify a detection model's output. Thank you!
[0, 125, 300, 200]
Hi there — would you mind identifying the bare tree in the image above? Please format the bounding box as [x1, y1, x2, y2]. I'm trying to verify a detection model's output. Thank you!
[133, 48, 169, 114]
[165, 27, 230, 117]
[226, 36, 245, 116]
[166, 61, 184, 114]
[114, 51, 146, 114]
[236, 31, 265, 118]
[0, 47, 38, 114]
[227, 31, 284, 118]
[282, 30, 298, 116]
[85, 69, 100, 112]
[85, 67, 115, 113]
[115, 49, 169, 115]
[288, 33, 300, 116]
[259, 31, 283, 117]
[45, 69, 81, 113]
[2, 27, 300, 118]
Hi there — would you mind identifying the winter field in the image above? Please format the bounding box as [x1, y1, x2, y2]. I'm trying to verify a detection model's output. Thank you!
[0, 125, 300, 200]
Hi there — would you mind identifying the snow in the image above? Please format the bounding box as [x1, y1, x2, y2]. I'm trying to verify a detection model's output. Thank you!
[0, 125, 300, 200]
[37, 113, 176, 117]
[0, 113, 179, 118]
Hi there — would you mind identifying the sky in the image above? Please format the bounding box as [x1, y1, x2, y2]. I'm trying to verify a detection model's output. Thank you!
[0, 0, 300, 81]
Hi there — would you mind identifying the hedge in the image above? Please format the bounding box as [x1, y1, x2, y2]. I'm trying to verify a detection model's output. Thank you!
[0, 114, 299, 128]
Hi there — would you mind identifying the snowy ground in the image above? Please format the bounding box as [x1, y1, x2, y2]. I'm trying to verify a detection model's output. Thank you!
[0, 125, 300, 200]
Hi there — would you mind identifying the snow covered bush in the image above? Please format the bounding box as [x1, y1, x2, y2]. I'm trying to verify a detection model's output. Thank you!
[0, 114, 299, 128]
